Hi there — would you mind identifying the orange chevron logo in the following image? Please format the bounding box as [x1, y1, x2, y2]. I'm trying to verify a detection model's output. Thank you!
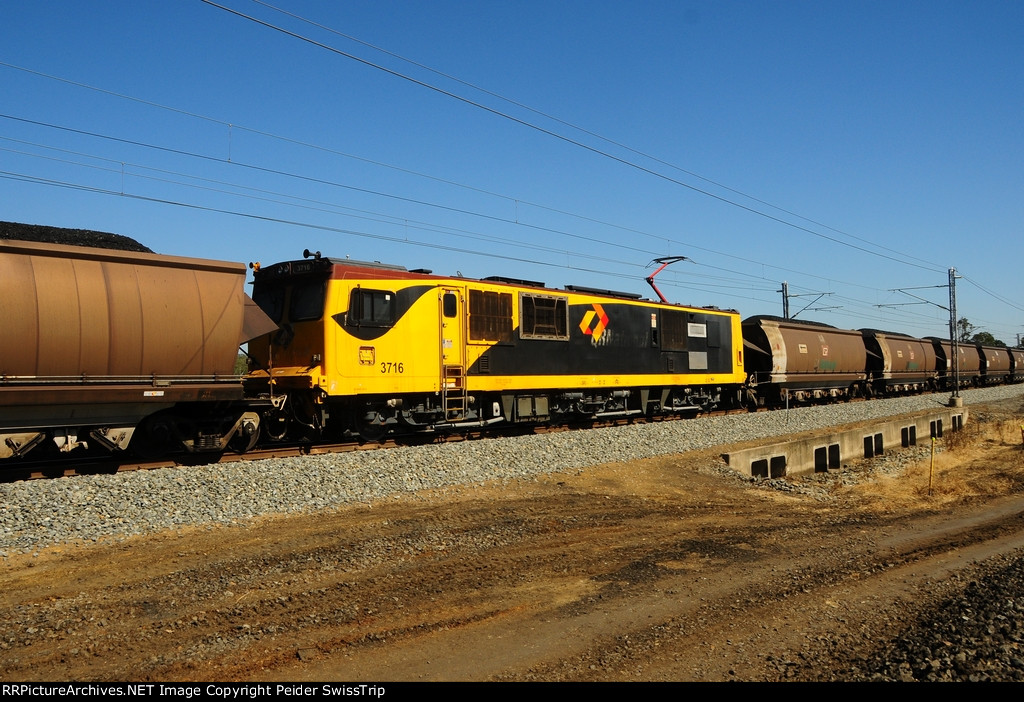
[579, 303, 609, 341]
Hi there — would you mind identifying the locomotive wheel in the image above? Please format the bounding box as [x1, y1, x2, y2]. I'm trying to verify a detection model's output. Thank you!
[265, 409, 289, 442]
[358, 421, 388, 443]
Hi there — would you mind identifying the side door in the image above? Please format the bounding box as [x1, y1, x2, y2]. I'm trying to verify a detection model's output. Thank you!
[439, 286, 466, 419]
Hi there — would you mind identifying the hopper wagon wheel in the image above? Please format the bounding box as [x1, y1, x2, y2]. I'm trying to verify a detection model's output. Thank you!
[130, 412, 177, 459]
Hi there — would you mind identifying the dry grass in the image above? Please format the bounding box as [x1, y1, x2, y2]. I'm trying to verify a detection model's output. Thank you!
[842, 416, 1024, 512]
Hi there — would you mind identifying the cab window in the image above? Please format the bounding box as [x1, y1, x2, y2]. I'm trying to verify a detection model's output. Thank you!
[290, 280, 327, 321]
[349, 288, 395, 327]
[443, 292, 458, 318]
[252, 284, 285, 324]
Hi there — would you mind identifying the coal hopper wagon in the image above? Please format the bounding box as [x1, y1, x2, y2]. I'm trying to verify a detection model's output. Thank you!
[0, 239, 275, 461]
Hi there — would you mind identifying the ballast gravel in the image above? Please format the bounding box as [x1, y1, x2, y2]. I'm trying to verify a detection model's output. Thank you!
[811, 552, 1024, 682]
[2, 384, 1022, 556]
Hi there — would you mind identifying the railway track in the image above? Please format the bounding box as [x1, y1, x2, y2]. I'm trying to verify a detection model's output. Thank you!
[0, 385, 985, 484]
[1, 403, 767, 481]
[0, 393, 920, 482]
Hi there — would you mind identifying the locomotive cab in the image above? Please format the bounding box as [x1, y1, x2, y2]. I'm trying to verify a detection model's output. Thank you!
[247, 255, 335, 440]
[246, 256, 458, 441]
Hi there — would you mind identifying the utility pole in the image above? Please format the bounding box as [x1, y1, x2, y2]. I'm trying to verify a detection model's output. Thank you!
[878, 268, 961, 407]
[778, 282, 835, 320]
[949, 267, 961, 405]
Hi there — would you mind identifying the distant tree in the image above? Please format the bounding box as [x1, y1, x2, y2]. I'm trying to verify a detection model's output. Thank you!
[956, 317, 977, 342]
[970, 331, 1006, 347]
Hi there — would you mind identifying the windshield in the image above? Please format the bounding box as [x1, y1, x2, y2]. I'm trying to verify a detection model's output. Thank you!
[252, 278, 326, 324]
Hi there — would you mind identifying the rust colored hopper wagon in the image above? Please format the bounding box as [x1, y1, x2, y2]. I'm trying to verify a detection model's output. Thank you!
[742, 316, 868, 406]
[927, 338, 982, 389]
[1011, 348, 1024, 383]
[860, 329, 938, 395]
[0, 239, 274, 460]
[977, 345, 1012, 386]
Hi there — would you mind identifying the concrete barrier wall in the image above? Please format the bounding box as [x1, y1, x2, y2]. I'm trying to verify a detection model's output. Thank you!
[724, 407, 968, 478]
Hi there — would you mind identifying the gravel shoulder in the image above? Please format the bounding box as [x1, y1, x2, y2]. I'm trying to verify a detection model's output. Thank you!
[1, 386, 1023, 681]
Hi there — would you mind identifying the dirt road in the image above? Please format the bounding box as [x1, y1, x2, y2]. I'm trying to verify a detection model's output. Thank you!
[2, 397, 1023, 681]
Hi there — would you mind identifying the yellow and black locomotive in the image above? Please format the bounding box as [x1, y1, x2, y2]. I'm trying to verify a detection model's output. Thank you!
[245, 252, 746, 441]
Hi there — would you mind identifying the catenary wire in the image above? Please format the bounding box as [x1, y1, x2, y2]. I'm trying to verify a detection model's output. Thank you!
[0, 61, 959, 293]
[244, 0, 948, 273]
[198, 0, 947, 274]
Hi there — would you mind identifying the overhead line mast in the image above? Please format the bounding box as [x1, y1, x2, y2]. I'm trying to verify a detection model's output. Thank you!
[778, 282, 836, 319]
[949, 267, 960, 403]
[880, 269, 961, 406]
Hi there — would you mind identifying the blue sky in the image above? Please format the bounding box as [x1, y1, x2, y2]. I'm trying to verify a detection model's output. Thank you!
[2, 1, 1022, 343]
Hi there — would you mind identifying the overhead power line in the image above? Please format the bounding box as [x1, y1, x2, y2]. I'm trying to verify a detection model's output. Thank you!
[1, 111, 919, 299]
[0, 167, 721, 297]
[246, 0, 947, 274]
[0, 60, 908, 292]
[0, 134, 968, 336]
[961, 275, 1024, 315]
[0, 136, 964, 336]
[199, 0, 945, 273]
[2, 26, 1015, 328]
